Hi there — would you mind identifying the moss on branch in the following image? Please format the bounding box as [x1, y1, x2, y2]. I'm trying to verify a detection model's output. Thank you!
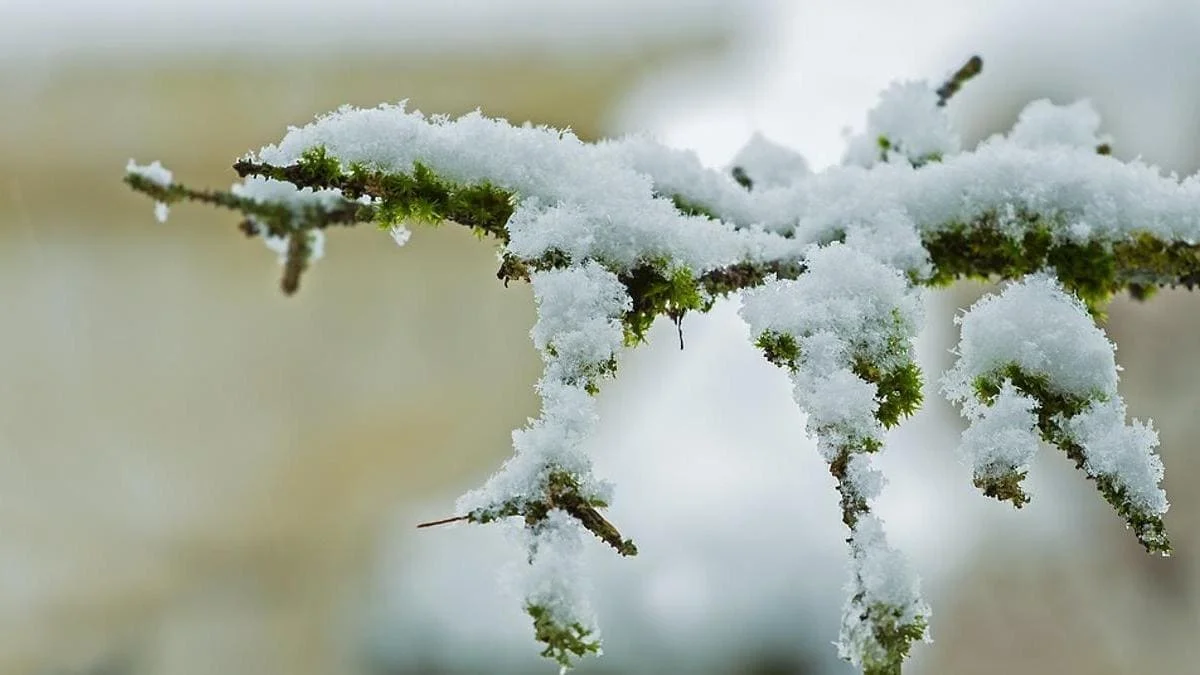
[972, 363, 1171, 554]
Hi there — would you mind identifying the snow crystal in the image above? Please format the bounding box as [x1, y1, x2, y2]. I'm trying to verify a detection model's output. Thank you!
[125, 159, 173, 187]
[1007, 99, 1108, 151]
[843, 81, 959, 167]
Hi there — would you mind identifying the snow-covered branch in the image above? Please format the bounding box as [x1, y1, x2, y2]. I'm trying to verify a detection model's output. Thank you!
[124, 56, 1191, 674]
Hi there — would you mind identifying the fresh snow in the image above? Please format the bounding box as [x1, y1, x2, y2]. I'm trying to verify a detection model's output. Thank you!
[943, 274, 1168, 519]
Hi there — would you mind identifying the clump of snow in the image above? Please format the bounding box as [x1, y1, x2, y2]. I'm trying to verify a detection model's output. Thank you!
[125, 159, 173, 187]
[451, 262, 635, 665]
[232, 176, 348, 213]
[741, 242, 922, 376]
[246, 104, 810, 270]
[527, 262, 630, 390]
[838, 515, 930, 668]
[729, 132, 810, 189]
[230, 97, 1200, 291]
[232, 177, 346, 262]
[1007, 99, 1109, 151]
[1063, 398, 1167, 515]
[515, 509, 598, 640]
[843, 81, 960, 167]
[127, 160, 174, 222]
[457, 263, 629, 517]
[741, 243, 929, 661]
[942, 274, 1118, 402]
[388, 225, 412, 247]
[261, 230, 326, 265]
[943, 274, 1168, 520]
[957, 380, 1042, 479]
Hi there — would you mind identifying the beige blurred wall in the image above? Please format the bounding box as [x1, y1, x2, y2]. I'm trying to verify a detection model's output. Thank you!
[0, 45, 720, 675]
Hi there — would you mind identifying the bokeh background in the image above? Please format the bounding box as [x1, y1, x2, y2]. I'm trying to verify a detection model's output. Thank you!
[3, 1, 1200, 673]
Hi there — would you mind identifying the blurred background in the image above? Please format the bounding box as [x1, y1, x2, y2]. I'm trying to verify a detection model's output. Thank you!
[2, 1, 1200, 673]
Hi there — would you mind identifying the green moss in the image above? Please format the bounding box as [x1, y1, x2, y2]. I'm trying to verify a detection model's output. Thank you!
[853, 359, 923, 429]
[921, 215, 1200, 313]
[755, 330, 800, 371]
[579, 356, 618, 396]
[619, 260, 710, 346]
[757, 321, 921, 429]
[344, 160, 514, 238]
[526, 604, 601, 670]
[972, 468, 1032, 508]
[295, 145, 344, 185]
[699, 261, 805, 298]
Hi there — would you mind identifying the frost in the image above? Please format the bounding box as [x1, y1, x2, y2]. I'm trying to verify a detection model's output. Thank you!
[125, 159, 173, 187]
[153, 201, 169, 223]
[1007, 99, 1108, 151]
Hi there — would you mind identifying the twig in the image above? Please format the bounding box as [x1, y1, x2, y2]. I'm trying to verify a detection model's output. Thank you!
[416, 515, 470, 528]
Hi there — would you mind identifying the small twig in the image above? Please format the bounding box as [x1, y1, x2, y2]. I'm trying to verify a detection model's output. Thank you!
[416, 514, 470, 528]
[936, 55, 983, 107]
